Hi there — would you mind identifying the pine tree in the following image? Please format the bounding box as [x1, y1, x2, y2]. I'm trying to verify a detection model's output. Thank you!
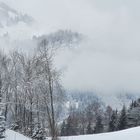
[60, 121, 67, 136]
[129, 100, 134, 110]
[86, 122, 93, 134]
[118, 105, 127, 130]
[94, 115, 103, 134]
[65, 115, 77, 136]
[108, 111, 118, 132]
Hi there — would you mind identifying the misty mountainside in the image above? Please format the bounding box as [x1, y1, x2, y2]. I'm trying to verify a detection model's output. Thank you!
[0, 29, 82, 53]
[66, 91, 103, 110]
[65, 91, 138, 110]
[0, 1, 138, 118]
[0, 1, 35, 43]
[0, 2, 82, 51]
[34, 30, 83, 48]
[21, 29, 82, 53]
[42, 90, 139, 122]
[100, 93, 138, 109]
[0, 2, 34, 28]
[0, 0, 140, 140]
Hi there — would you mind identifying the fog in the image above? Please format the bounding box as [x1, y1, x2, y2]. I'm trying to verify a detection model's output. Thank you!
[1, 0, 140, 94]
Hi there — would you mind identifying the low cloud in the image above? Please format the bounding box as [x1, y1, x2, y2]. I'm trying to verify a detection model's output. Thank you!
[1, 0, 140, 94]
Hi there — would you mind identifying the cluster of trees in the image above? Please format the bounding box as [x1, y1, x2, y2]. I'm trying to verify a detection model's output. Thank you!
[0, 39, 65, 140]
[0, 29, 140, 139]
[0, 30, 82, 140]
[61, 98, 140, 136]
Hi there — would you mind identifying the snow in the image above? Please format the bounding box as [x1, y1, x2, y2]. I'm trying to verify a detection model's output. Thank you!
[61, 127, 140, 140]
[5, 130, 31, 140]
[3, 127, 140, 140]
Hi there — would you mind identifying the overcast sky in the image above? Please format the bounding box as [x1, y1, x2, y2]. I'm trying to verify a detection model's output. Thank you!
[1, 0, 140, 95]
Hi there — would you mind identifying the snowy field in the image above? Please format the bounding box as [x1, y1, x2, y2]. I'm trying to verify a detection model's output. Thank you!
[3, 127, 140, 140]
[5, 130, 31, 140]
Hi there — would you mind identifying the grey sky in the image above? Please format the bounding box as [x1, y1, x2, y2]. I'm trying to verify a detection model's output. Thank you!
[1, 0, 140, 94]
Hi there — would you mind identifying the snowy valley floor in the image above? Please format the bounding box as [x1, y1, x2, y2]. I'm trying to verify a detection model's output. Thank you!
[4, 127, 140, 140]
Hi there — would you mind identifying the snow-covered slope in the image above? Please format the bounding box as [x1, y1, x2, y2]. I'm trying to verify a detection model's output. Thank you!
[61, 127, 140, 140]
[5, 130, 31, 140]
[4, 127, 140, 140]
[66, 91, 138, 111]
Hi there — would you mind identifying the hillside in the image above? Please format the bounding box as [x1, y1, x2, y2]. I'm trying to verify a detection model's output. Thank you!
[61, 127, 140, 140]
[4, 127, 140, 140]
[4, 130, 31, 140]
[0, 1, 139, 140]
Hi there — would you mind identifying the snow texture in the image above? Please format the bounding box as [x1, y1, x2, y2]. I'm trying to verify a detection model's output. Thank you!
[3, 127, 140, 140]
[61, 127, 140, 140]
[4, 130, 31, 140]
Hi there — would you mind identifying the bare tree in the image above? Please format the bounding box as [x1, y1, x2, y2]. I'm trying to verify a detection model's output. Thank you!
[37, 39, 64, 140]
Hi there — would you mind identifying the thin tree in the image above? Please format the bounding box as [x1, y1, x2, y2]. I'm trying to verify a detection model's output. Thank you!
[118, 105, 127, 130]
[108, 110, 118, 132]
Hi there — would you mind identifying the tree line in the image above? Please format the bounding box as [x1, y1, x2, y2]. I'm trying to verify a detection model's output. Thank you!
[0, 39, 65, 140]
[60, 98, 140, 136]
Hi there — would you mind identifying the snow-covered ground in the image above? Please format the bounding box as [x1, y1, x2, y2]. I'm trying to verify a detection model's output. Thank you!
[5, 130, 31, 140]
[61, 127, 140, 140]
[3, 127, 140, 140]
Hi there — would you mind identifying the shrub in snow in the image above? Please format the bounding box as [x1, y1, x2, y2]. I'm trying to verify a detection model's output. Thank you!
[32, 125, 45, 140]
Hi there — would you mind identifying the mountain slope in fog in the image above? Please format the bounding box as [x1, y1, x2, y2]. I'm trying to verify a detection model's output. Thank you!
[0, 2, 33, 28]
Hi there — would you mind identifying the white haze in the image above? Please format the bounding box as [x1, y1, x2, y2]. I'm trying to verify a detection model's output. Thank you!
[1, 0, 140, 95]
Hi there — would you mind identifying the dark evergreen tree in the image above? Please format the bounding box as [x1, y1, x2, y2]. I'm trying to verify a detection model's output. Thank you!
[108, 111, 118, 132]
[130, 100, 138, 109]
[118, 105, 127, 130]
[86, 122, 93, 134]
[60, 121, 67, 136]
[65, 116, 77, 136]
[129, 100, 134, 110]
[94, 115, 103, 134]
[133, 101, 138, 107]
[127, 104, 140, 128]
